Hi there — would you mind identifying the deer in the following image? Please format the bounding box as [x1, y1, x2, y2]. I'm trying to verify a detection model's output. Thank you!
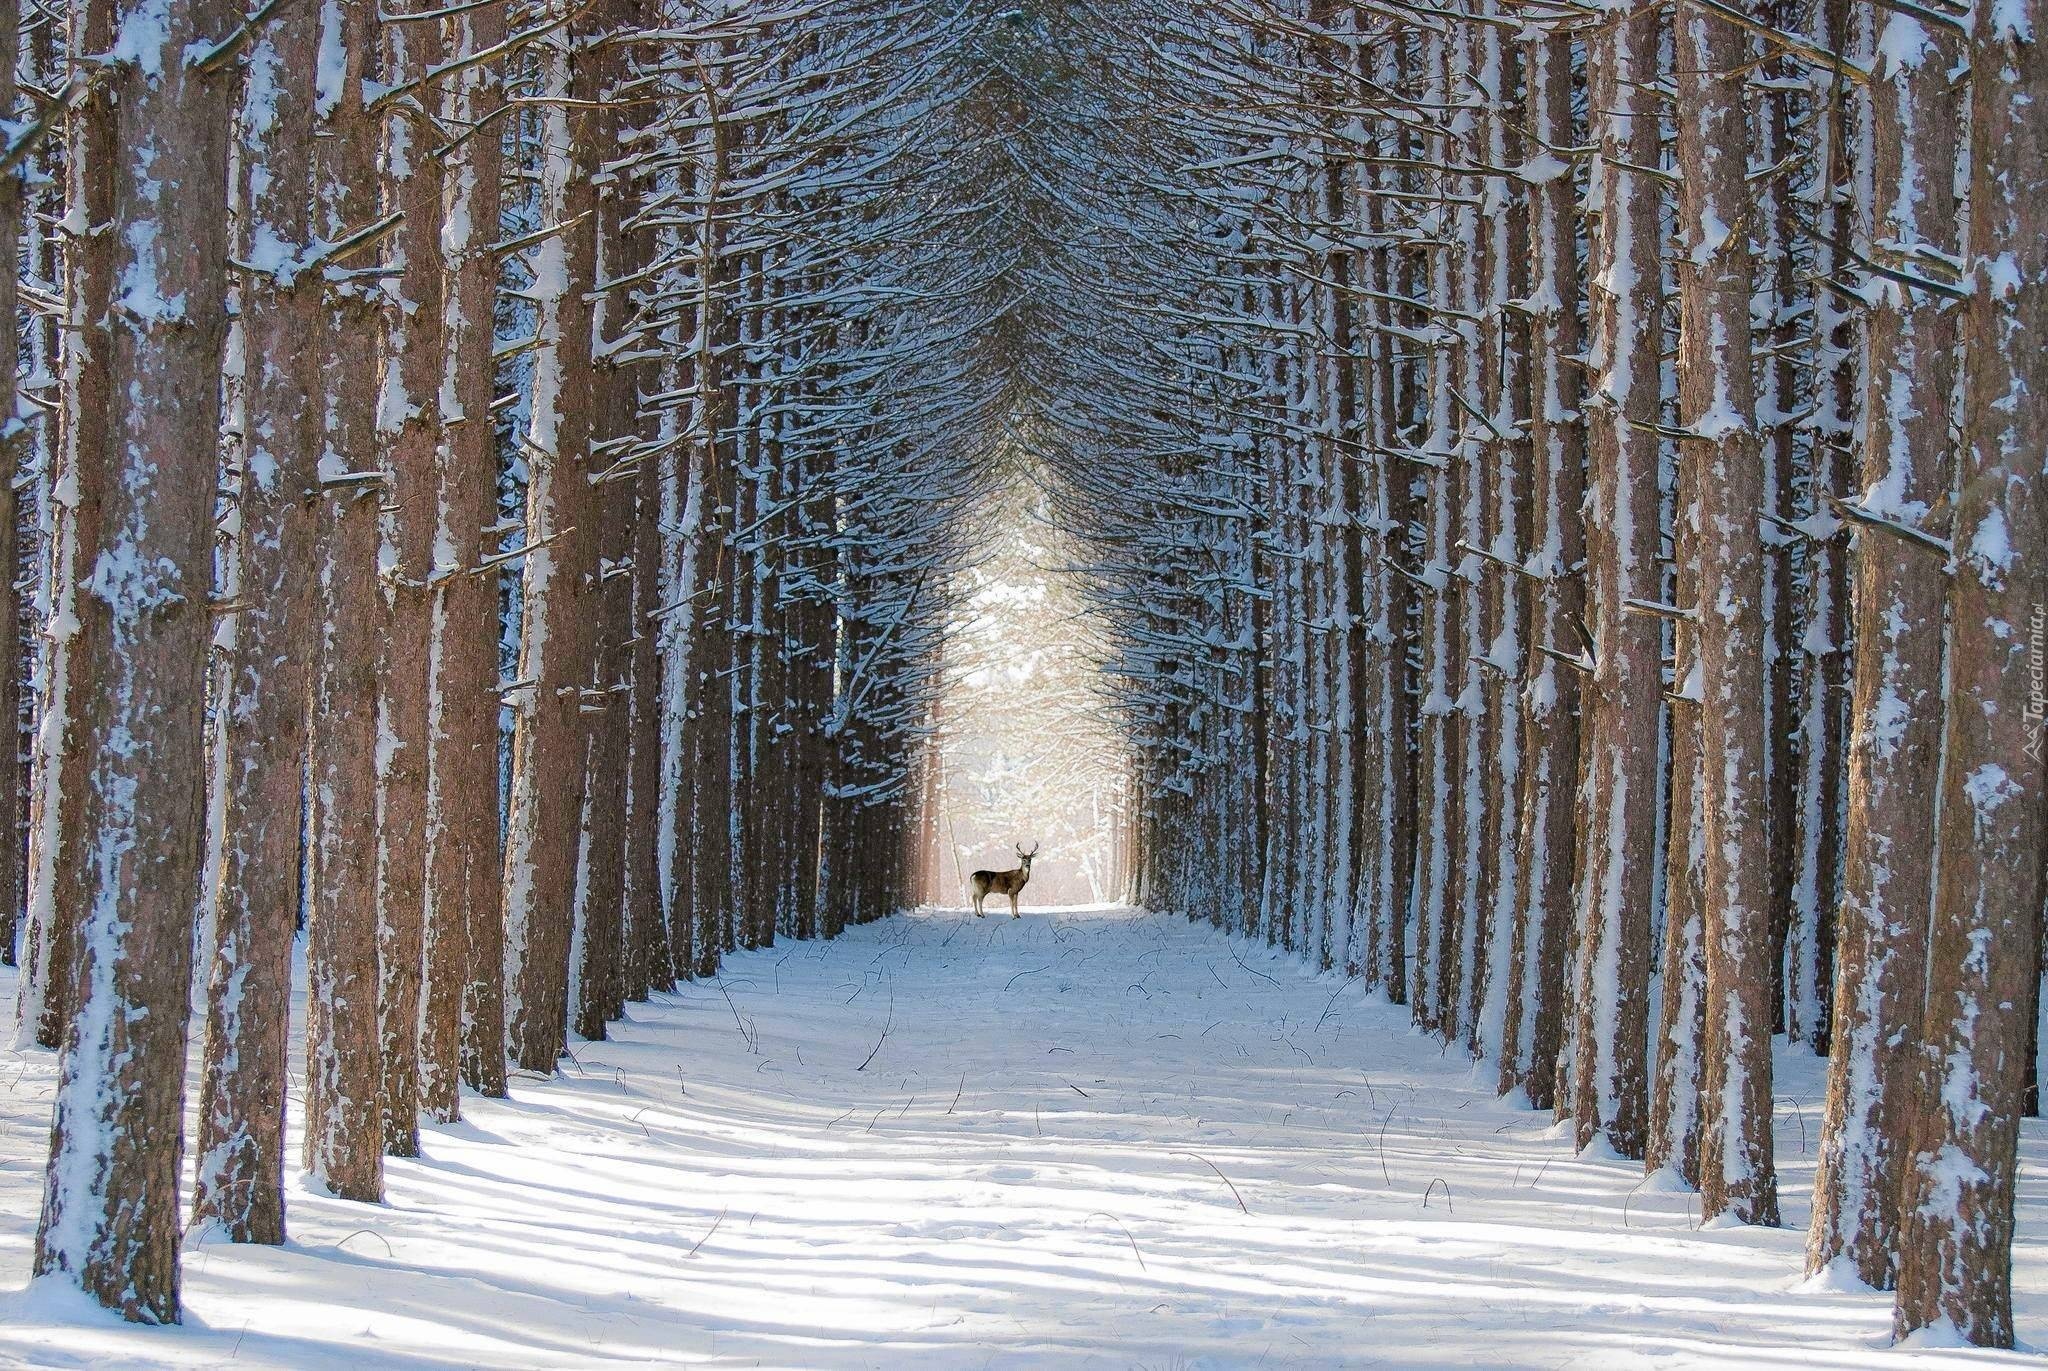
[970, 843, 1038, 918]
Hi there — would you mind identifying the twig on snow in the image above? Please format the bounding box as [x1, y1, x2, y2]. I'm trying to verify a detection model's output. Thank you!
[716, 979, 759, 1054]
[1089, 1212, 1148, 1272]
[1005, 964, 1053, 991]
[336, 1228, 394, 1257]
[856, 995, 893, 1072]
[1175, 1150, 1249, 1214]
[686, 1208, 728, 1257]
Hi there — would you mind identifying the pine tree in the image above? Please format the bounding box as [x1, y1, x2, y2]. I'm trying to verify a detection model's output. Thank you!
[1891, 0, 2047, 1337]
[1808, 5, 1960, 1287]
[190, 0, 323, 1244]
[503, 0, 605, 1071]
[436, 0, 511, 1102]
[32, 0, 234, 1319]
[1569, 1, 1664, 1160]
[374, 0, 447, 1159]
[303, 0, 389, 1206]
[1677, 0, 1779, 1227]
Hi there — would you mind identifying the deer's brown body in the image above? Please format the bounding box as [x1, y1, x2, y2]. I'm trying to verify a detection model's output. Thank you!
[971, 844, 1038, 918]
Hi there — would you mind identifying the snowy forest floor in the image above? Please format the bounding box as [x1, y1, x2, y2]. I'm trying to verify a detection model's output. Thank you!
[2, 905, 2045, 1369]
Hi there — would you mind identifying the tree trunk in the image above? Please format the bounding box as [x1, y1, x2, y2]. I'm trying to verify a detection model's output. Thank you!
[437, 0, 510, 1102]
[1807, 9, 1958, 1287]
[1676, 0, 1778, 1226]
[0, 0, 19, 990]
[1650, 450, 1706, 1185]
[18, 0, 120, 1053]
[190, 0, 322, 1244]
[568, 42, 631, 1044]
[1471, 16, 1526, 1063]
[1503, 26, 1582, 1111]
[374, 3, 447, 1158]
[1891, 0, 2047, 1338]
[1570, 3, 1663, 1159]
[1408, 28, 1458, 1034]
[302, 0, 388, 1206]
[625, 384, 673, 995]
[10, 8, 62, 980]
[32, 0, 233, 1320]
[502, 0, 604, 1071]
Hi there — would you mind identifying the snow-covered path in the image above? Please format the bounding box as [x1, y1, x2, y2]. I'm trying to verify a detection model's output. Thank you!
[3, 905, 2044, 1369]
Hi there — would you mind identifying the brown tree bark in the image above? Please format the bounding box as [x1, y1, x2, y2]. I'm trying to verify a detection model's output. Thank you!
[1470, 17, 1527, 1061]
[1407, 27, 1459, 1035]
[1676, 0, 1778, 1226]
[190, 0, 323, 1244]
[1807, 9, 1959, 1287]
[437, 0, 510, 1102]
[682, 72, 737, 977]
[625, 434, 674, 992]
[8, 8, 61, 980]
[374, 4, 447, 1158]
[0, 0, 19, 992]
[31, 0, 234, 1320]
[572, 14, 645, 1036]
[1502, 25, 1582, 1111]
[503, 0, 604, 1071]
[1892, 0, 2047, 1338]
[1570, 1, 1663, 1159]
[1650, 463, 1705, 1185]
[18, 0, 119, 1053]
[303, 0, 389, 1206]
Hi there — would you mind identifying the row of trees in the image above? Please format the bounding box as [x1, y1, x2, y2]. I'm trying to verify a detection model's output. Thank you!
[5, 0, 1001, 1325]
[1010, 0, 2042, 1350]
[4, 0, 2040, 1347]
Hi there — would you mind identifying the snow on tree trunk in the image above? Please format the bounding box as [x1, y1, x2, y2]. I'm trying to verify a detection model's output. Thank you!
[653, 344, 706, 981]
[1502, 24, 1582, 1111]
[1408, 26, 1458, 1036]
[190, 0, 323, 1245]
[17, 0, 118, 1054]
[10, 8, 62, 981]
[1350, 99, 1400, 993]
[1891, 0, 2047, 1339]
[373, 0, 447, 1159]
[1785, 0, 1860, 1053]
[1569, 2, 1663, 1160]
[1443, 18, 1485, 1037]
[502, 0, 604, 1072]
[1471, 12, 1525, 1066]
[0, 0, 20, 989]
[435, 0, 509, 1102]
[1650, 427, 1707, 1187]
[1677, 0, 1779, 1227]
[31, 0, 234, 1320]
[302, 0, 388, 1207]
[1807, 7, 1959, 1288]
[570, 3, 636, 1043]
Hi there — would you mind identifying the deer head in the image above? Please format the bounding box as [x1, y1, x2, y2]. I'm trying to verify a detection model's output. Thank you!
[1016, 842, 1039, 872]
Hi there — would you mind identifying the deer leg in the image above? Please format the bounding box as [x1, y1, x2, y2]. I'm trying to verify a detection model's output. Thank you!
[1010, 892, 1019, 919]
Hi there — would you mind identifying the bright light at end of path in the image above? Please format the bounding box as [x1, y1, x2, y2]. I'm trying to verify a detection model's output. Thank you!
[912, 479, 1136, 908]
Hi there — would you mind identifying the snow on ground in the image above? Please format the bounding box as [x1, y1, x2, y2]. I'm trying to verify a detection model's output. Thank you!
[2, 904, 2045, 1369]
